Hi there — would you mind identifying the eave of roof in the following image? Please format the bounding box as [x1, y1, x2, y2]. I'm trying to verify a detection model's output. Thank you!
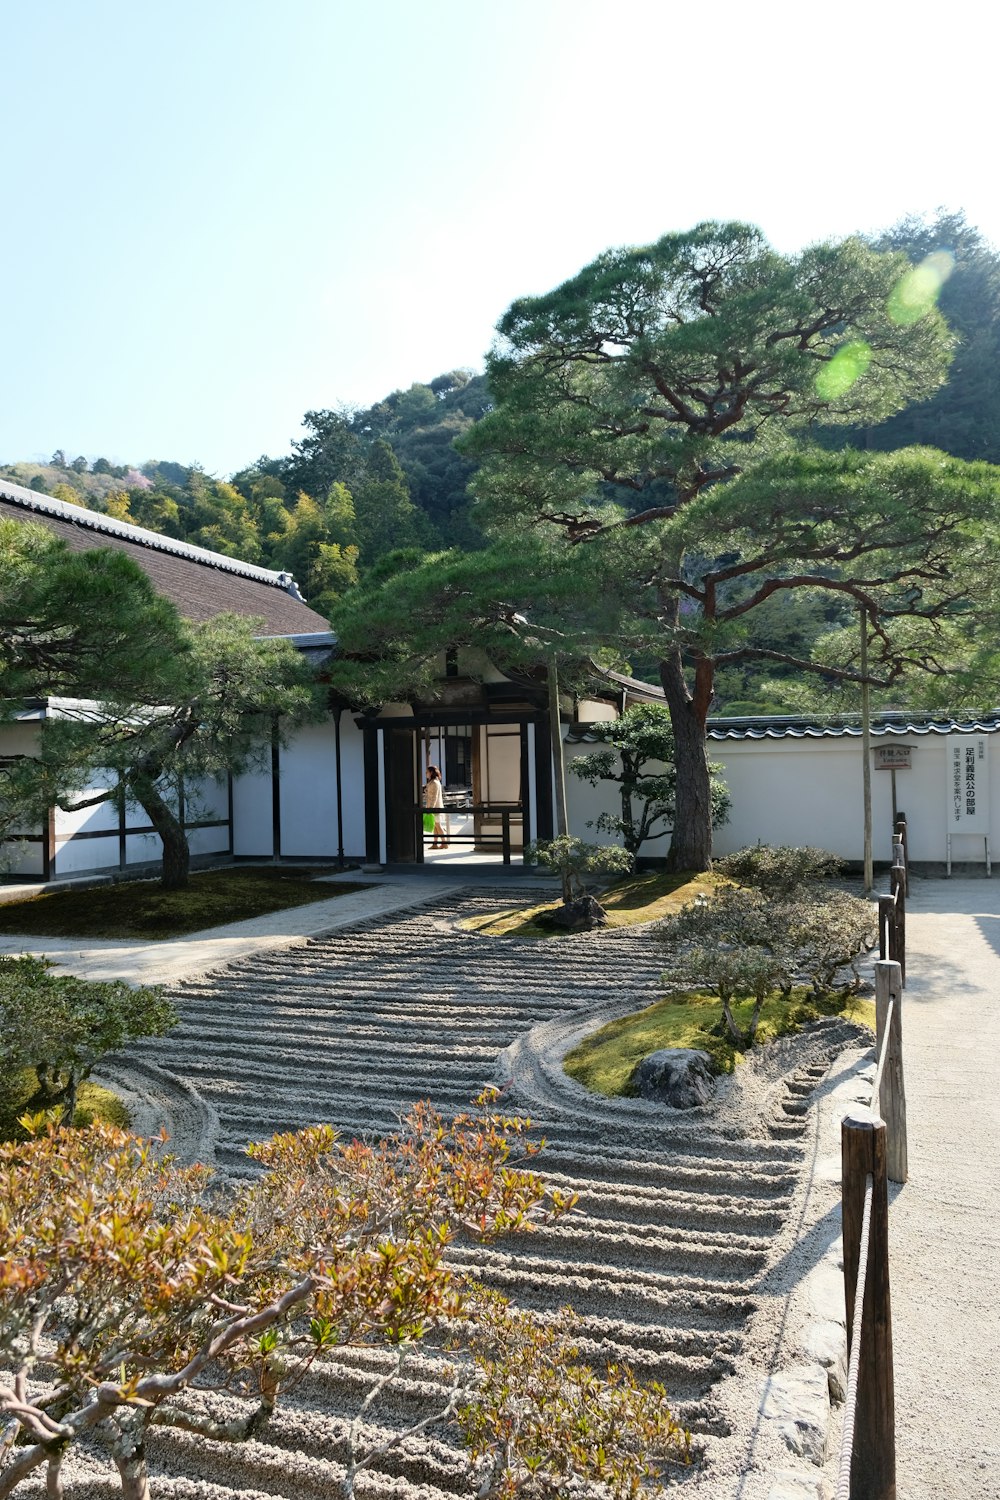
[567, 711, 1000, 746]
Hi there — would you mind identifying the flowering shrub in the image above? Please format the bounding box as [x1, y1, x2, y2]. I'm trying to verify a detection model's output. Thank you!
[0, 1094, 688, 1499]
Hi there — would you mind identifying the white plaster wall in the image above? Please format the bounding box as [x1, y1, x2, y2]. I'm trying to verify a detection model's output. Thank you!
[2, 841, 44, 877]
[483, 728, 521, 803]
[55, 835, 120, 875]
[55, 772, 119, 838]
[277, 716, 367, 860]
[232, 765, 273, 857]
[562, 727, 1000, 864]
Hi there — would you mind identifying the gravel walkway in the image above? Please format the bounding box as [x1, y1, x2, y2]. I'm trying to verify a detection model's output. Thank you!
[883, 877, 1000, 1499]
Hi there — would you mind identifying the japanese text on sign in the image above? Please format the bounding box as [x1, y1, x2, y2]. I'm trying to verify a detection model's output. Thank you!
[946, 736, 990, 834]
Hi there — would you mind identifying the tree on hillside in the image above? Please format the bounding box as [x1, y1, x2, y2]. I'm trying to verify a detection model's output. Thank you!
[856, 212, 1000, 463]
[460, 221, 994, 870]
[0, 523, 321, 888]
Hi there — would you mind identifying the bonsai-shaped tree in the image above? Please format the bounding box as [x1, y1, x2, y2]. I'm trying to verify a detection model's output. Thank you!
[569, 704, 729, 859]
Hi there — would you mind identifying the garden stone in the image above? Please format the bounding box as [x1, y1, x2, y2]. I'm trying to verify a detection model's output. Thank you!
[760, 1363, 830, 1465]
[632, 1048, 716, 1108]
[803, 1318, 847, 1402]
[538, 895, 608, 931]
[768, 1471, 832, 1500]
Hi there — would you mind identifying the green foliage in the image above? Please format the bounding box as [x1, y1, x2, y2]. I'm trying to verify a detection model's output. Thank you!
[0, 955, 175, 1123]
[659, 882, 876, 1045]
[526, 835, 633, 903]
[0, 526, 323, 887]
[715, 843, 846, 894]
[328, 535, 622, 707]
[569, 703, 729, 855]
[459, 220, 980, 871]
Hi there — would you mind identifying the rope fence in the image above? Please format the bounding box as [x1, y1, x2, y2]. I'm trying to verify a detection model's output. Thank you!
[834, 813, 910, 1498]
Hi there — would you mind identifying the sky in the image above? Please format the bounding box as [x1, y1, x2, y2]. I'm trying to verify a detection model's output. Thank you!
[2, 0, 996, 478]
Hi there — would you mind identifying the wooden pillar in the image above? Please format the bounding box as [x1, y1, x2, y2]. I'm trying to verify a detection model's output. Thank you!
[873, 960, 907, 1184]
[842, 1108, 896, 1500]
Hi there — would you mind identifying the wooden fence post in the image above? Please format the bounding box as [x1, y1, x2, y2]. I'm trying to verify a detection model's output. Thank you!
[894, 813, 908, 884]
[873, 960, 908, 1184]
[889, 864, 906, 986]
[877, 894, 893, 962]
[842, 1109, 896, 1500]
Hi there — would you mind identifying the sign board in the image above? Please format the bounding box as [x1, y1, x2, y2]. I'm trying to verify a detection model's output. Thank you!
[874, 745, 912, 771]
[946, 736, 990, 834]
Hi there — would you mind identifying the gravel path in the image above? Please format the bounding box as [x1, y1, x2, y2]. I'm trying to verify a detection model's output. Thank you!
[48, 888, 847, 1500]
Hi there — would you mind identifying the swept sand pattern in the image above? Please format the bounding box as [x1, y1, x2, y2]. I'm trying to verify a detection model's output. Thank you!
[22, 890, 849, 1498]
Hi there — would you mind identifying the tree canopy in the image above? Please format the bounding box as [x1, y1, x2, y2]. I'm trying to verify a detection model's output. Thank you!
[460, 221, 994, 869]
[0, 523, 321, 888]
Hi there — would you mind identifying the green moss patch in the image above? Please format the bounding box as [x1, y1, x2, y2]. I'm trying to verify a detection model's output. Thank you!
[0, 867, 372, 941]
[0, 1072, 131, 1141]
[564, 988, 875, 1097]
[462, 871, 722, 939]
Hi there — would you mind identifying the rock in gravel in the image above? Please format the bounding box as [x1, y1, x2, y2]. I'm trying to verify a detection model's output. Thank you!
[760, 1363, 831, 1465]
[803, 1318, 847, 1402]
[632, 1048, 717, 1108]
[768, 1469, 833, 1500]
[537, 894, 608, 930]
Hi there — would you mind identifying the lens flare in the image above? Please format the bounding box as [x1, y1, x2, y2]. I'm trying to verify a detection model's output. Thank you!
[888, 251, 955, 325]
[815, 340, 872, 400]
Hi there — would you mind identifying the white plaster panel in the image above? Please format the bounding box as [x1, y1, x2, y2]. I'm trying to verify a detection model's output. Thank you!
[278, 720, 359, 859]
[0, 723, 41, 757]
[1, 841, 44, 877]
[483, 728, 521, 804]
[55, 772, 120, 837]
[188, 825, 230, 856]
[54, 835, 120, 875]
[231, 766, 274, 857]
[125, 832, 162, 866]
[184, 775, 228, 822]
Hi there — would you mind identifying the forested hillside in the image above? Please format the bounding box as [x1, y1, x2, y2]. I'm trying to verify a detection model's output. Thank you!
[1, 370, 489, 620]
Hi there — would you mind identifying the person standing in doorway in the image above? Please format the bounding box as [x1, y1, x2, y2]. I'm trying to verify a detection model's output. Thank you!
[425, 764, 448, 848]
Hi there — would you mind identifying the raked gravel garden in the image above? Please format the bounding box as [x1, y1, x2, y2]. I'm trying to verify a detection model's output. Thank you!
[18, 884, 876, 1500]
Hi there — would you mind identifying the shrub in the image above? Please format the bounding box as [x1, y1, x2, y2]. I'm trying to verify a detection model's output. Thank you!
[0, 1097, 688, 1499]
[0, 955, 176, 1126]
[667, 945, 787, 1048]
[526, 835, 633, 904]
[659, 882, 876, 1045]
[715, 843, 845, 895]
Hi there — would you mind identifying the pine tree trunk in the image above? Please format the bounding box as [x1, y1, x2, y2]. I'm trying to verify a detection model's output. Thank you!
[659, 652, 714, 873]
[131, 775, 190, 890]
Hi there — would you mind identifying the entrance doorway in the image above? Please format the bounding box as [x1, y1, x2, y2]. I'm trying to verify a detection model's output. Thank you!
[383, 720, 530, 866]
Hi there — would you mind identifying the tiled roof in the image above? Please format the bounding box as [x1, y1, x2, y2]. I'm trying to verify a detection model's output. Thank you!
[567, 711, 1000, 745]
[705, 712, 1000, 740]
[0, 481, 331, 638]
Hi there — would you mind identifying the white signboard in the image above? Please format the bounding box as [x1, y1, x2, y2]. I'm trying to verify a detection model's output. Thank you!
[946, 736, 990, 834]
